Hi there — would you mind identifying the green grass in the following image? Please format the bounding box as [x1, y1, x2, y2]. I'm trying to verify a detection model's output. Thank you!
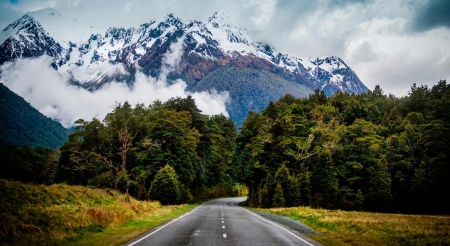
[0, 179, 198, 245]
[254, 206, 450, 246]
[64, 204, 197, 246]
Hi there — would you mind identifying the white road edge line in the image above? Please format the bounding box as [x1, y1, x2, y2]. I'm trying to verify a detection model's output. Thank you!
[241, 207, 315, 246]
[127, 203, 205, 246]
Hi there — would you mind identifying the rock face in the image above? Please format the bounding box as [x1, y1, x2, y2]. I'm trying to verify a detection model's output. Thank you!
[0, 8, 368, 126]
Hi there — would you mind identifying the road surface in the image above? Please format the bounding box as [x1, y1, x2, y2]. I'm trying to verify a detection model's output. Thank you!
[125, 197, 321, 246]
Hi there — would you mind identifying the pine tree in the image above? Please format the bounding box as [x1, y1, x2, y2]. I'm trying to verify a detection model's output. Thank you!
[272, 183, 285, 207]
[299, 170, 312, 206]
[259, 173, 274, 208]
[355, 189, 364, 211]
[288, 175, 301, 207]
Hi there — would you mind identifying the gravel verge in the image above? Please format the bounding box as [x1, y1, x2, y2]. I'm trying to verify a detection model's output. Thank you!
[251, 210, 321, 235]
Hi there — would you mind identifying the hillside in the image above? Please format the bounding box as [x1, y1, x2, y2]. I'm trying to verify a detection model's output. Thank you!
[0, 83, 69, 149]
[192, 64, 313, 126]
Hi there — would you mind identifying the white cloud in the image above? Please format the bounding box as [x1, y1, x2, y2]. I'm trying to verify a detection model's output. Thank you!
[158, 33, 186, 81]
[69, 62, 129, 83]
[345, 19, 450, 96]
[0, 36, 229, 127]
[245, 0, 277, 27]
[1, 0, 449, 97]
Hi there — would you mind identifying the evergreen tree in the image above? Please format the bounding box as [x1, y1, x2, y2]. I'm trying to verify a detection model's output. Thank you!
[310, 148, 338, 208]
[298, 170, 312, 206]
[272, 183, 285, 207]
[354, 189, 364, 211]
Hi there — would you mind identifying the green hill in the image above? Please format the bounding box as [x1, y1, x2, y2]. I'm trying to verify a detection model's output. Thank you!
[191, 64, 313, 126]
[0, 83, 69, 149]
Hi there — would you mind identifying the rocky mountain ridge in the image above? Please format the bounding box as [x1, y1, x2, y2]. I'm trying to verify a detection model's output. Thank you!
[0, 8, 368, 125]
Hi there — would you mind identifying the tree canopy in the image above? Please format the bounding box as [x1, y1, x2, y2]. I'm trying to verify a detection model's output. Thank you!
[233, 80, 450, 214]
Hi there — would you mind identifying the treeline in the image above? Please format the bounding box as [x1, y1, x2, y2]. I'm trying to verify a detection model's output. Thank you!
[233, 80, 450, 214]
[52, 96, 238, 204]
[3, 80, 450, 214]
[0, 146, 53, 184]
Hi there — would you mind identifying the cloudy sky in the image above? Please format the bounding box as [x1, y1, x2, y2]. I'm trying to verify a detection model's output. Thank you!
[0, 0, 449, 95]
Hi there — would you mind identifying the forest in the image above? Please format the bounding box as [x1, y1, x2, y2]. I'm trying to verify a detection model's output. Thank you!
[234, 80, 450, 214]
[0, 83, 68, 149]
[1, 80, 449, 214]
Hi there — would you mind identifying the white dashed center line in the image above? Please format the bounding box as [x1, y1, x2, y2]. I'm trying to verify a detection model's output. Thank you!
[220, 203, 226, 239]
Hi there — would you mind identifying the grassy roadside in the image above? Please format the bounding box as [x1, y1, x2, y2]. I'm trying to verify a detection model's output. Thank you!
[254, 207, 450, 246]
[0, 179, 198, 245]
[64, 204, 197, 246]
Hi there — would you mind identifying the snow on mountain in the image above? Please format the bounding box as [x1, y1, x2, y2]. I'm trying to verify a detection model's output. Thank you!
[0, 8, 368, 95]
[27, 8, 98, 49]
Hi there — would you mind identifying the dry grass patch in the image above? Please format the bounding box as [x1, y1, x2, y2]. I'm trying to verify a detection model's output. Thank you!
[256, 207, 450, 246]
[0, 179, 194, 245]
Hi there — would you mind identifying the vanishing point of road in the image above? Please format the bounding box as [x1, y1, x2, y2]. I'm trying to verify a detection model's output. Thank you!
[125, 197, 322, 246]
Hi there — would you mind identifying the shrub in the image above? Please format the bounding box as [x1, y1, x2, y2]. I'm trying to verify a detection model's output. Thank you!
[149, 165, 181, 205]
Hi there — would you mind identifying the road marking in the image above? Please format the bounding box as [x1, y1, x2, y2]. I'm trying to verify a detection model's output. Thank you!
[222, 226, 225, 229]
[223, 234, 227, 238]
[240, 207, 315, 246]
[222, 220, 224, 223]
[127, 203, 204, 246]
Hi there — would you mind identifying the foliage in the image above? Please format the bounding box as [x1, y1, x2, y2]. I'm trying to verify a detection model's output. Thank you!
[55, 96, 237, 204]
[149, 165, 184, 205]
[234, 80, 450, 214]
[0, 83, 69, 149]
[0, 146, 53, 183]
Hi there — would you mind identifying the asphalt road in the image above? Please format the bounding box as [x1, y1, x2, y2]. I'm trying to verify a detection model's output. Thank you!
[125, 197, 321, 246]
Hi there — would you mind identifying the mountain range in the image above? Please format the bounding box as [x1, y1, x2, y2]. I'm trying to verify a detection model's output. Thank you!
[0, 8, 368, 126]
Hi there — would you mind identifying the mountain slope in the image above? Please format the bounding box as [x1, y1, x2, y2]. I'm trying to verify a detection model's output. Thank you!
[0, 83, 69, 149]
[192, 64, 313, 126]
[0, 9, 369, 126]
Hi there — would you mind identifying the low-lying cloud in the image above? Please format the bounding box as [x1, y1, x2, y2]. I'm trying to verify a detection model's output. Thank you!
[0, 36, 229, 128]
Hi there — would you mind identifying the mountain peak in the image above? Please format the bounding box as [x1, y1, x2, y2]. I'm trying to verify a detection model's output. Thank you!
[16, 8, 94, 48]
[27, 7, 60, 17]
[207, 11, 236, 27]
[209, 11, 230, 21]
[163, 13, 183, 26]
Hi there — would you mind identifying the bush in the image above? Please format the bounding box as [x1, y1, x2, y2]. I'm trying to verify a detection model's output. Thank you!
[149, 165, 182, 205]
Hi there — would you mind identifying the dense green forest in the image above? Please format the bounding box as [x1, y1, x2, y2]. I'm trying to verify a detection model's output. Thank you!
[0, 83, 69, 149]
[2, 80, 449, 215]
[54, 96, 238, 203]
[233, 80, 450, 214]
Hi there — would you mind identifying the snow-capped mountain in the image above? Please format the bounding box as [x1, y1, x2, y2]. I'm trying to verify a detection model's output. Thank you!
[0, 8, 368, 125]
